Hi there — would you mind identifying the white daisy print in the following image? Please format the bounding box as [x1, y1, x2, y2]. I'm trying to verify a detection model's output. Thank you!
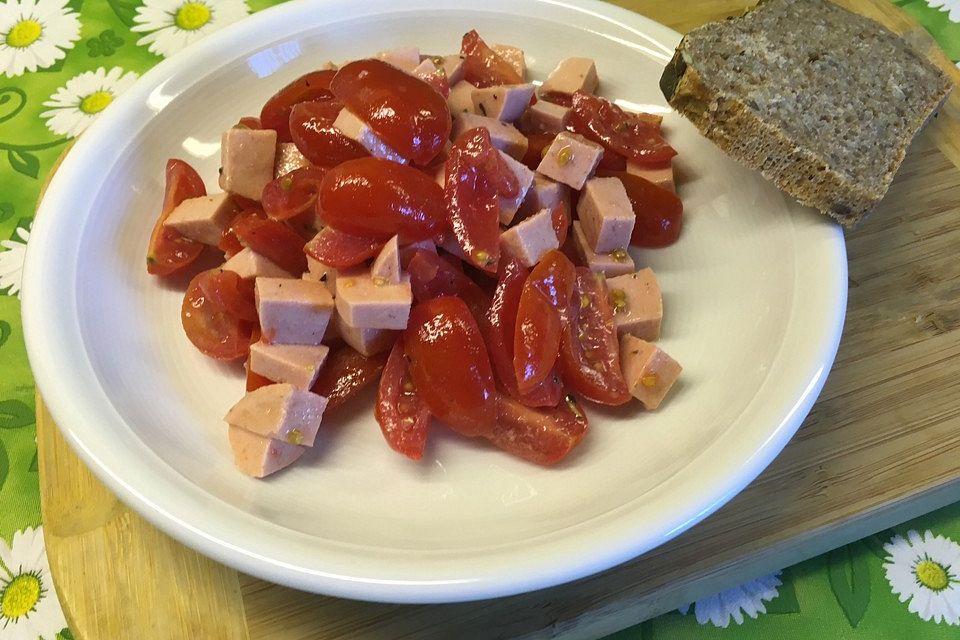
[678, 572, 783, 628]
[131, 0, 249, 59]
[0, 224, 29, 298]
[0, 0, 81, 78]
[40, 66, 139, 138]
[0, 526, 68, 640]
[884, 529, 960, 625]
[925, 0, 960, 23]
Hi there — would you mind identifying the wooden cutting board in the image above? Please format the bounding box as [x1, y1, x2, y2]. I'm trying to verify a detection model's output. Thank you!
[37, 1, 960, 638]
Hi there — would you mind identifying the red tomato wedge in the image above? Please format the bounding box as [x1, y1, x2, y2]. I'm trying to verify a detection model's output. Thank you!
[551, 201, 571, 247]
[521, 132, 555, 171]
[181, 269, 254, 361]
[288, 101, 369, 167]
[568, 91, 676, 166]
[376, 338, 431, 460]
[219, 209, 264, 259]
[237, 116, 262, 129]
[233, 215, 308, 275]
[559, 268, 631, 405]
[260, 69, 336, 142]
[319, 158, 447, 242]
[312, 344, 390, 411]
[487, 394, 588, 465]
[460, 30, 523, 88]
[261, 166, 328, 221]
[407, 250, 490, 323]
[198, 269, 258, 322]
[444, 127, 519, 272]
[146, 159, 206, 276]
[485, 257, 563, 407]
[597, 170, 684, 248]
[331, 59, 451, 165]
[513, 250, 576, 394]
[304, 226, 385, 269]
[404, 297, 497, 438]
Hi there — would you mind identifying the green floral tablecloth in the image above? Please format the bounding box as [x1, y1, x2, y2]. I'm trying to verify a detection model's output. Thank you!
[0, 1, 957, 638]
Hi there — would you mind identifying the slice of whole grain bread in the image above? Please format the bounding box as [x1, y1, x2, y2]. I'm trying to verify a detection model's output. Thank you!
[660, 0, 952, 226]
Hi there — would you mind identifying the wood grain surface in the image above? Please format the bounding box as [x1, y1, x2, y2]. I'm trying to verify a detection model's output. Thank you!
[37, 1, 960, 638]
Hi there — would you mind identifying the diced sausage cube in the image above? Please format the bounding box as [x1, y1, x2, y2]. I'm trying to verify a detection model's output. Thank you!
[224, 383, 328, 447]
[448, 80, 478, 116]
[336, 272, 412, 330]
[521, 100, 570, 134]
[274, 142, 310, 178]
[498, 151, 536, 225]
[492, 44, 526, 79]
[302, 255, 337, 296]
[220, 128, 277, 200]
[249, 341, 330, 390]
[472, 84, 536, 122]
[376, 47, 420, 72]
[536, 131, 603, 190]
[333, 108, 408, 164]
[577, 177, 635, 253]
[164, 192, 238, 246]
[224, 247, 293, 280]
[228, 426, 304, 478]
[339, 317, 397, 357]
[256, 277, 334, 345]
[571, 221, 635, 277]
[517, 175, 570, 220]
[540, 57, 599, 97]
[626, 160, 675, 192]
[452, 113, 528, 160]
[606, 268, 662, 340]
[370, 235, 401, 284]
[619, 336, 681, 410]
[500, 208, 559, 267]
[437, 54, 465, 84]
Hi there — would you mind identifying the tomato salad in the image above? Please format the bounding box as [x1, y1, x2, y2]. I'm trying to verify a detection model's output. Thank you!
[147, 32, 684, 478]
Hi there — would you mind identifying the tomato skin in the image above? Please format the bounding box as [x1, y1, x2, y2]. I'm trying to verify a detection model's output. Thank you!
[261, 166, 328, 221]
[568, 91, 676, 166]
[404, 297, 497, 438]
[232, 215, 307, 275]
[376, 338, 431, 460]
[407, 250, 490, 323]
[551, 201, 571, 247]
[521, 133, 555, 171]
[304, 226, 384, 269]
[181, 269, 254, 361]
[311, 344, 390, 410]
[219, 208, 265, 259]
[198, 269, 258, 322]
[319, 158, 447, 242]
[596, 170, 683, 248]
[331, 59, 451, 165]
[288, 101, 369, 167]
[487, 394, 588, 465]
[559, 268, 631, 405]
[146, 159, 206, 276]
[260, 70, 337, 142]
[460, 30, 523, 88]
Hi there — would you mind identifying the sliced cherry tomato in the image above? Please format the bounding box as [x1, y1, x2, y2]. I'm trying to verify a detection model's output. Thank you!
[311, 344, 390, 410]
[261, 166, 328, 221]
[551, 201, 571, 247]
[260, 69, 337, 142]
[559, 268, 631, 405]
[444, 127, 519, 272]
[485, 257, 563, 407]
[404, 297, 497, 438]
[376, 338, 431, 460]
[198, 269, 258, 322]
[319, 157, 446, 242]
[513, 250, 576, 394]
[598, 148, 627, 172]
[233, 215, 307, 275]
[288, 101, 369, 167]
[237, 116, 262, 129]
[407, 250, 490, 323]
[304, 226, 385, 269]
[231, 195, 263, 212]
[568, 91, 676, 166]
[521, 133, 555, 171]
[219, 209, 265, 259]
[181, 269, 254, 360]
[331, 59, 450, 165]
[487, 394, 588, 465]
[460, 30, 523, 88]
[596, 170, 683, 248]
[146, 159, 206, 276]
[540, 92, 573, 108]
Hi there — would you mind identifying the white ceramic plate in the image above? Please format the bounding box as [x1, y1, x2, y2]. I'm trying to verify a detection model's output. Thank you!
[22, 0, 846, 603]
